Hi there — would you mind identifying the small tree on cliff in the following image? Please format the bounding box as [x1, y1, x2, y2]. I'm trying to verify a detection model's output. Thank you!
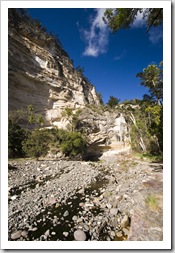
[61, 108, 82, 132]
[107, 96, 120, 108]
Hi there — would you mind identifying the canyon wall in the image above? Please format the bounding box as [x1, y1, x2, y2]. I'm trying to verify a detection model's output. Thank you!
[8, 9, 131, 155]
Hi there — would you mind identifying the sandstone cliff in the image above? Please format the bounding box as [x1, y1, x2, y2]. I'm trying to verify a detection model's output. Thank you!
[8, 9, 100, 127]
[8, 9, 131, 155]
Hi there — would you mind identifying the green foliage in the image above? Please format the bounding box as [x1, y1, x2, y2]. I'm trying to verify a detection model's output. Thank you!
[107, 96, 120, 108]
[8, 109, 26, 125]
[8, 8, 68, 56]
[61, 108, 82, 132]
[96, 92, 104, 104]
[145, 105, 163, 153]
[22, 129, 51, 159]
[145, 194, 159, 210]
[75, 65, 84, 74]
[8, 105, 44, 129]
[60, 131, 86, 158]
[136, 62, 163, 105]
[103, 8, 163, 33]
[21, 127, 86, 159]
[8, 120, 29, 158]
[103, 8, 140, 32]
[125, 100, 162, 155]
[26, 105, 44, 127]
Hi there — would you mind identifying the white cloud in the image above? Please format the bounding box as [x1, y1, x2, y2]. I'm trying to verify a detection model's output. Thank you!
[148, 26, 163, 44]
[80, 8, 109, 57]
[132, 10, 146, 28]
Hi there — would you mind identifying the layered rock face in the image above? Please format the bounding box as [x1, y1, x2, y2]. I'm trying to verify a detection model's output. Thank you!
[78, 107, 131, 158]
[8, 9, 100, 126]
[8, 9, 131, 154]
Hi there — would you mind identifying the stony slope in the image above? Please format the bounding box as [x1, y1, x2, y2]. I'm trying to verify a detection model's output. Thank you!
[8, 153, 163, 241]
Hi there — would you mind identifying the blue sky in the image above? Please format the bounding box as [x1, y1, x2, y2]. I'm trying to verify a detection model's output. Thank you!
[27, 8, 163, 104]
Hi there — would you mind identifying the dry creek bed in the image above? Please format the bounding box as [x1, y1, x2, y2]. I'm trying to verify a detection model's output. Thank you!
[8, 153, 163, 241]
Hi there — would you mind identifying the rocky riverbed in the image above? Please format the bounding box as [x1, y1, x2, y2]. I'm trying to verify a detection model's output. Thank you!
[8, 153, 163, 241]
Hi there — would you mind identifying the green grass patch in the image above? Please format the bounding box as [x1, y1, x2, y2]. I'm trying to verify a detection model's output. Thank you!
[145, 194, 159, 210]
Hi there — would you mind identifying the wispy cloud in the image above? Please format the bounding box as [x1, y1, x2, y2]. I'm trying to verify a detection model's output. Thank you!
[79, 9, 109, 57]
[132, 10, 146, 28]
[114, 49, 127, 61]
[148, 26, 163, 44]
[132, 10, 162, 44]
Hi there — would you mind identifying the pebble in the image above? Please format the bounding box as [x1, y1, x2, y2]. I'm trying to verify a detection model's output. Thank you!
[116, 231, 123, 237]
[63, 232, 69, 237]
[110, 208, 118, 216]
[44, 229, 50, 237]
[32, 227, 38, 231]
[72, 215, 77, 221]
[121, 215, 130, 228]
[110, 231, 115, 237]
[21, 230, 28, 238]
[122, 227, 130, 236]
[74, 230, 86, 241]
[63, 211, 69, 217]
[11, 230, 22, 240]
[11, 195, 17, 200]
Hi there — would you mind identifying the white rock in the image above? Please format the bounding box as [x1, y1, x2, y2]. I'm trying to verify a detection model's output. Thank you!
[74, 230, 86, 241]
[63, 232, 69, 237]
[110, 208, 118, 216]
[11, 195, 17, 200]
[121, 215, 130, 228]
[63, 210, 69, 217]
[11, 230, 22, 240]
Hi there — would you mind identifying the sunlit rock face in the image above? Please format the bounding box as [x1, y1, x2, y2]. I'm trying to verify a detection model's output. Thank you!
[8, 9, 131, 155]
[78, 108, 131, 158]
[8, 9, 100, 126]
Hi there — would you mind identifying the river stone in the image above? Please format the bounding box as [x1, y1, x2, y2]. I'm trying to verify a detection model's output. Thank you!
[63, 232, 69, 237]
[11, 195, 17, 200]
[122, 227, 130, 236]
[110, 208, 118, 216]
[116, 231, 123, 237]
[45, 229, 50, 237]
[63, 211, 69, 217]
[11, 230, 22, 240]
[110, 231, 115, 237]
[72, 215, 77, 221]
[21, 230, 28, 238]
[78, 188, 84, 194]
[74, 230, 86, 241]
[112, 196, 122, 208]
[121, 215, 129, 228]
[32, 227, 38, 231]
[47, 196, 57, 206]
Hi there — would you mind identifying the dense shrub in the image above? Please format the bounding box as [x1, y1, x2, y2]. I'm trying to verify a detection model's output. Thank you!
[8, 120, 29, 158]
[60, 131, 86, 158]
[21, 127, 86, 159]
[22, 129, 52, 159]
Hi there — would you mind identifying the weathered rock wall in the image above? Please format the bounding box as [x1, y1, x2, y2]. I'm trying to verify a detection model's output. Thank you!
[78, 107, 131, 157]
[8, 10, 100, 126]
[8, 9, 131, 154]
